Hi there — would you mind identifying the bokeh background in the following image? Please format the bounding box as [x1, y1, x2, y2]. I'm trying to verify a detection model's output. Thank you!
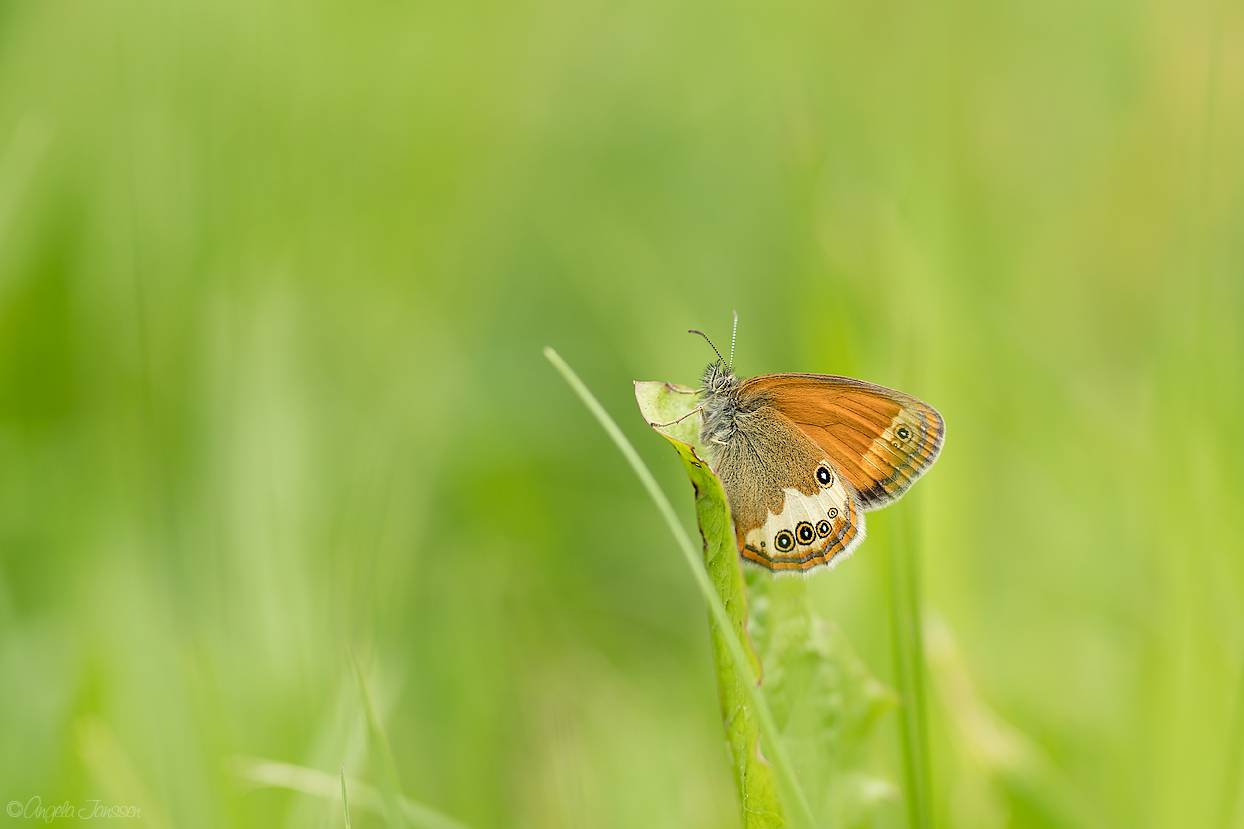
[1, 0, 1242, 826]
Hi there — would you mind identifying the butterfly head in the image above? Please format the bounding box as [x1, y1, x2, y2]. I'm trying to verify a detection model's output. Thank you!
[701, 359, 742, 397]
[690, 318, 743, 399]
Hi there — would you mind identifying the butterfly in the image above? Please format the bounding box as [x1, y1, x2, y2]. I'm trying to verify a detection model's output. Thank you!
[655, 316, 944, 573]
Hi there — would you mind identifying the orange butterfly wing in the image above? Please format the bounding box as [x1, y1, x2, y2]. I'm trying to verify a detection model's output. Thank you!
[739, 373, 945, 511]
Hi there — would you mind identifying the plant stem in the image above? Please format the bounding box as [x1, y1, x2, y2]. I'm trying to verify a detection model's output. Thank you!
[544, 348, 818, 829]
[887, 509, 933, 829]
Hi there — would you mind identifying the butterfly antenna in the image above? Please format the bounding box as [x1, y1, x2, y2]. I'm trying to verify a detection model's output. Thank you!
[688, 329, 724, 363]
[729, 310, 738, 368]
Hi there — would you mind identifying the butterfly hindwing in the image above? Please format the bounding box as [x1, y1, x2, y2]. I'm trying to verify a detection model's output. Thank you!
[712, 407, 866, 572]
[737, 477, 865, 572]
[740, 373, 944, 511]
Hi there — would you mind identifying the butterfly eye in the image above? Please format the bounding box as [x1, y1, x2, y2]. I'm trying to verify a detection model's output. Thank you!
[816, 520, 831, 538]
[796, 522, 815, 544]
[896, 425, 911, 441]
[774, 531, 796, 552]
[815, 466, 833, 486]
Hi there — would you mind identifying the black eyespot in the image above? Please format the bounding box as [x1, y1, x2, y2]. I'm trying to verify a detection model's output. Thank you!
[828, 507, 839, 519]
[816, 520, 831, 538]
[796, 522, 815, 544]
[897, 425, 911, 441]
[816, 466, 833, 486]
[774, 531, 796, 552]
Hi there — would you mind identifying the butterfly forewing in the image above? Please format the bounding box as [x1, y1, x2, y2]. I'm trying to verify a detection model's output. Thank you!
[741, 373, 945, 511]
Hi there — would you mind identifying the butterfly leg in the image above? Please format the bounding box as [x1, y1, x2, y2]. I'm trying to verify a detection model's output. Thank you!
[648, 406, 704, 428]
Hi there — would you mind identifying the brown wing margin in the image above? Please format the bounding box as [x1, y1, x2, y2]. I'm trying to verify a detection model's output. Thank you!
[741, 373, 945, 511]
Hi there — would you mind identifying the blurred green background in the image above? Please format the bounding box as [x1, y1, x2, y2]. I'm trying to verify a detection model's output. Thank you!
[1, 0, 1242, 826]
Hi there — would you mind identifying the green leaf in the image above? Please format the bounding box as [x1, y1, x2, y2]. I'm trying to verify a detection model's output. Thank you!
[748, 575, 899, 827]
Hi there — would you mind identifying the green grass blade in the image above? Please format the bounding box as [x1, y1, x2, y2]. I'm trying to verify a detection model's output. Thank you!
[1218, 649, 1244, 829]
[924, 615, 1110, 829]
[76, 716, 173, 829]
[341, 764, 352, 829]
[233, 757, 473, 829]
[886, 509, 933, 829]
[351, 656, 409, 829]
[543, 347, 817, 829]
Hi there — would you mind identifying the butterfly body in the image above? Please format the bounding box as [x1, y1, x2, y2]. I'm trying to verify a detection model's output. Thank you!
[697, 360, 944, 573]
[699, 360, 747, 447]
